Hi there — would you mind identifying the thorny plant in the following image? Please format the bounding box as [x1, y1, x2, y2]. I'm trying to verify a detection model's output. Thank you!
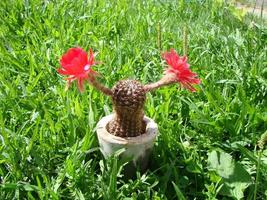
[57, 48, 200, 137]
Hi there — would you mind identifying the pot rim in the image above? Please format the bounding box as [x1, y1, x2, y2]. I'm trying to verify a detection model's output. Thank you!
[96, 114, 158, 145]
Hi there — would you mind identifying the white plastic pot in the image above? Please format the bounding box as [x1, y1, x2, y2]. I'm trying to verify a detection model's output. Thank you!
[96, 114, 158, 174]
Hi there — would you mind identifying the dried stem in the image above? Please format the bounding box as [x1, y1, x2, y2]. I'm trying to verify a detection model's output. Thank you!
[157, 22, 162, 51]
[144, 73, 177, 93]
[183, 25, 188, 56]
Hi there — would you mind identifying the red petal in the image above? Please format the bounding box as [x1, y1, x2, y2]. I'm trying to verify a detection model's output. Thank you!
[163, 49, 201, 92]
[60, 48, 85, 67]
[58, 47, 99, 92]
[88, 48, 94, 65]
[57, 68, 69, 75]
[77, 77, 84, 92]
[181, 82, 197, 92]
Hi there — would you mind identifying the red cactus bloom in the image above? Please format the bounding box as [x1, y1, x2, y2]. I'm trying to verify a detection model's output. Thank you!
[58, 47, 97, 92]
[162, 49, 201, 92]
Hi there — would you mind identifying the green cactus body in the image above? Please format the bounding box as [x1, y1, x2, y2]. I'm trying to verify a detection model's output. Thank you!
[107, 80, 146, 137]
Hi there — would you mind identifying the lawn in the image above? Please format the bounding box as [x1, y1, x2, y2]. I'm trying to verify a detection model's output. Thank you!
[0, 0, 267, 199]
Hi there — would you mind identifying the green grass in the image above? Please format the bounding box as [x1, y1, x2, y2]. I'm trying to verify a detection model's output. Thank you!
[0, 0, 267, 199]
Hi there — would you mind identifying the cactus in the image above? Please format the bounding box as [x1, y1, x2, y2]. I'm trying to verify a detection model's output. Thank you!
[107, 80, 146, 137]
[57, 48, 200, 137]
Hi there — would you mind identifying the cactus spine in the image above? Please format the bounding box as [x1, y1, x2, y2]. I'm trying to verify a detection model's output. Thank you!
[107, 80, 146, 137]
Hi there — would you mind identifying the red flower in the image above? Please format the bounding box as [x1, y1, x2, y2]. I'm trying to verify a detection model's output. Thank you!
[58, 47, 97, 92]
[162, 49, 201, 92]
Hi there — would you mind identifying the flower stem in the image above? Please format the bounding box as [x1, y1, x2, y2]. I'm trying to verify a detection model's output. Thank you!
[144, 73, 176, 92]
[89, 79, 112, 96]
